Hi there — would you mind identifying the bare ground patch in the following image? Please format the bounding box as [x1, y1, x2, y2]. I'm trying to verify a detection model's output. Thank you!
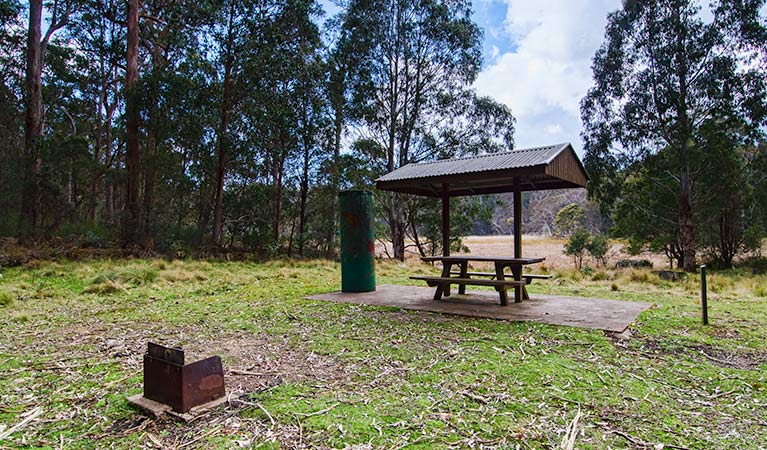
[616, 333, 767, 370]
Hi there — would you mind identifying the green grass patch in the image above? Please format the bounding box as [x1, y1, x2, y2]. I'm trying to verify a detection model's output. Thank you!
[0, 259, 765, 448]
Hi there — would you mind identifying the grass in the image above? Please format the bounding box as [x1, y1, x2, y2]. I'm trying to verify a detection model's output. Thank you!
[0, 258, 765, 449]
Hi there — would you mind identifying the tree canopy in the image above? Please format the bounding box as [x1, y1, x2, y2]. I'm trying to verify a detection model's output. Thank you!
[581, 0, 767, 270]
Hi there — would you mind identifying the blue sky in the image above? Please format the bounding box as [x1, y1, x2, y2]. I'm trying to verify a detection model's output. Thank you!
[471, 0, 619, 151]
[319, 0, 620, 152]
[320, 0, 767, 153]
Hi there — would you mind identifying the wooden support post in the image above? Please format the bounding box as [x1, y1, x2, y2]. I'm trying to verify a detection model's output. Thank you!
[513, 177, 522, 258]
[442, 184, 450, 257]
[701, 264, 708, 325]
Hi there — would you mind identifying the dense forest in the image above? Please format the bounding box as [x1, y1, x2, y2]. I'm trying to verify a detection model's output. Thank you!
[1, 0, 766, 269]
[0, 0, 515, 259]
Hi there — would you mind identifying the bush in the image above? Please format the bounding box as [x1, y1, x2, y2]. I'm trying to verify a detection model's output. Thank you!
[587, 234, 609, 266]
[743, 225, 763, 256]
[616, 259, 653, 269]
[0, 289, 13, 306]
[564, 228, 591, 269]
[553, 204, 585, 237]
[749, 257, 767, 275]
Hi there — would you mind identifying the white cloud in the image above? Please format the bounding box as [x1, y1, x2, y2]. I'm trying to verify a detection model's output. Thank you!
[474, 0, 619, 150]
[490, 45, 500, 61]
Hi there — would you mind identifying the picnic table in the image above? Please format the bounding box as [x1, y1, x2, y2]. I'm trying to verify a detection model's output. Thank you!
[411, 255, 546, 305]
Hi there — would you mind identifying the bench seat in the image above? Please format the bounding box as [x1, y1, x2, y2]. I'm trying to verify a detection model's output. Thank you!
[449, 271, 552, 282]
[410, 276, 526, 288]
[410, 276, 527, 305]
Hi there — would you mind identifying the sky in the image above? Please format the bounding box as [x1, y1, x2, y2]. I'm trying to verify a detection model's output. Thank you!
[318, 1, 766, 152]
[472, 0, 619, 150]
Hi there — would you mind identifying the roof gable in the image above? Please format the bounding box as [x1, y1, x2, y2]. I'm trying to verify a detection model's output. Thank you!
[375, 143, 588, 197]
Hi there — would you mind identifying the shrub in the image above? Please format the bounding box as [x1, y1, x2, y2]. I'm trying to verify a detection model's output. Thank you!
[0, 289, 14, 306]
[587, 234, 609, 266]
[745, 257, 767, 275]
[553, 204, 585, 237]
[743, 225, 764, 257]
[592, 270, 609, 281]
[616, 259, 653, 269]
[564, 228, 591, 269]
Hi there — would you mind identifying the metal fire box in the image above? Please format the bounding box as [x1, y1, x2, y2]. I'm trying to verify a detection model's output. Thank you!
[142, 342, 226, 413]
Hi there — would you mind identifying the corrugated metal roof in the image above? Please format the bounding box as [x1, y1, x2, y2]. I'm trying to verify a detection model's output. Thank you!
[376, 143, 570, 182]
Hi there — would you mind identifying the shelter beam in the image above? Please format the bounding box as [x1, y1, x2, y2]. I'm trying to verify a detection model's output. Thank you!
[441, 184, 450, 256]
[514, 177, 522, 258]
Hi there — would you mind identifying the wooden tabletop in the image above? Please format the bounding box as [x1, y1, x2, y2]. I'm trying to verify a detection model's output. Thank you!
[421, 255, 545, 264]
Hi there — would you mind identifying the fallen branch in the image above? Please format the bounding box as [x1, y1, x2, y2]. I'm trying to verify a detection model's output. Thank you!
[460, 390, 490, 404]
[295, 403, 339, 418]
[610, 429, 690, 450]
[560, 409, 581, 450]
[0, 406, 43, 441]
[177, 426, 220, 449]
[256, 402, 276, 429]
[229, 369, 272, 377]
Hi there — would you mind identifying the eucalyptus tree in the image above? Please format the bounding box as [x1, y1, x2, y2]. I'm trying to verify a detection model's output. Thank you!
[20, 0, 78, 236]
[68, 0, 124, 224]
[294, 54, 329, 256]
[235, 0, 324, 250]
[123, 0, 140, 245]
[339, 0, 514, 260]
[136, 0, 214, 242]
[581, 0, 767, 271]
[0, 0, 25, 225]
[210, 0, 238, 249]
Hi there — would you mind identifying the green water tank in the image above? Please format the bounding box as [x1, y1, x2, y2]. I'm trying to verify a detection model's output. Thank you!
[339, 190, 376, 292]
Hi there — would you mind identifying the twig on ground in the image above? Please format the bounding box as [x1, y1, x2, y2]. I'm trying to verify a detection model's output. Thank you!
[560, 409, 581, 450]
[177, 426, 221, 449]
[0, 406, 43, 441]
[145, 432, 167, 449]
[295, 403, 340, 418]
[460, 390, 490, 404]
[610, 428, 690, 450]
[256, 402, 276, 429]
[229, 369, 272, 377]
[708, 388, 738, 400]
[551, 394, 584, 406]
[699, 350, 731, 367]
[105, 369, 141, 388]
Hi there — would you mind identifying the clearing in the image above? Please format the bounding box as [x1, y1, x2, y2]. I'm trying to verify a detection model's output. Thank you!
[0, 258, 766, 449]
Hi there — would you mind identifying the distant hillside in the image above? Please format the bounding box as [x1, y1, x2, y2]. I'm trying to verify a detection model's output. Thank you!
[479, 189, 607, 236]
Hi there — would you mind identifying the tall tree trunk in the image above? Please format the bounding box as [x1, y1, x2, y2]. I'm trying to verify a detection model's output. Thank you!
[19, 0, 44, 237]
[103, 88, 117, 224]
[212, 5, 235, 249]
[298, 105, 311, 257]
[106, 182, 114, 224]
[387, 4, 406, 261]
[142, 73, 159, 243]
[679, 167, 696, 272]
[89, 76, 105, 223]
[122, 0, 141, 246]
[272, 154, 284, 247]
[674, 5, 696, 273]
[326, 104, 342, 258]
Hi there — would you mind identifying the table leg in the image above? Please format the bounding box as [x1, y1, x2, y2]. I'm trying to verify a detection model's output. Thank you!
[494, 263, 508, 306]
[440, 261, 453, 299]
[458, 262, 468, 295]
[522, 276, 530, 300]
[511, 265, 523, 303]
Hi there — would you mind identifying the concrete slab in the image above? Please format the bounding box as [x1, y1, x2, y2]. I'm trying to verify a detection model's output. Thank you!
[307, 284, 653, 332]
[128, 393, 236, 422]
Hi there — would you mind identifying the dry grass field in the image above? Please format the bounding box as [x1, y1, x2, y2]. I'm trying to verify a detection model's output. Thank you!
[378, 234, 670, 269]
